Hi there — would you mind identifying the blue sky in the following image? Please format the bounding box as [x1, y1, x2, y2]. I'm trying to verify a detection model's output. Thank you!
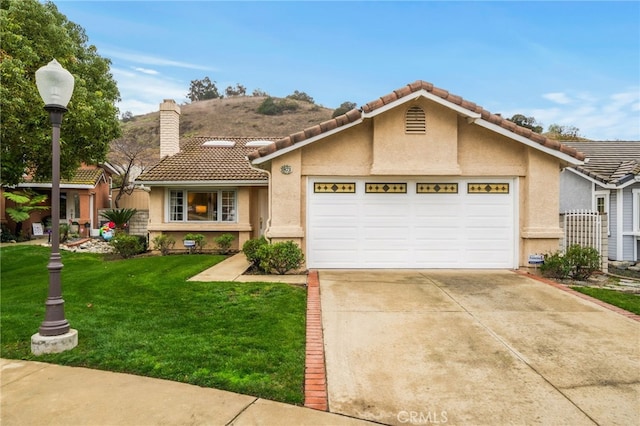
[50, 1, 640, 140]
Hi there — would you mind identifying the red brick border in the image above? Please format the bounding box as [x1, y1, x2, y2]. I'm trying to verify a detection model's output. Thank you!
[515, 270, 640, 322]
[304, 270, 328, 411]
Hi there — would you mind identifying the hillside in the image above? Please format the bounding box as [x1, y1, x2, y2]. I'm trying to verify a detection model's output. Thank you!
[120, 96, 336, 149]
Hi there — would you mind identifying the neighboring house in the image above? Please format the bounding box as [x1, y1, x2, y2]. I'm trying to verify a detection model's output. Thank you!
[136, 100, 274, 250]
[2, 163, 115, 238]
[141, 82, 587, 269]
[560, 141, 640, 262]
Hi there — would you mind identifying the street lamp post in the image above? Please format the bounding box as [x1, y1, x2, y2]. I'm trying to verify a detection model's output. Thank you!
[31, 59, 78, 355]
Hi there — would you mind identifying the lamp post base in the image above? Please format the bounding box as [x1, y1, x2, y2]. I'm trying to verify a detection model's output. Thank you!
[31, 329, 78, 355]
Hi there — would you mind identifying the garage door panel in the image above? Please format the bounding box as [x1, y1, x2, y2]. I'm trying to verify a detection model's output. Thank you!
[308, 178, 516, 268]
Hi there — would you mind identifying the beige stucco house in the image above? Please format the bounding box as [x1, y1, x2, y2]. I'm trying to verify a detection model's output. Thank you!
[139, 81, 585, 268]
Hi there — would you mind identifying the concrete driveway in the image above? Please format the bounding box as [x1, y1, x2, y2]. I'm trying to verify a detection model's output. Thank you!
[320, 270, 639, 425]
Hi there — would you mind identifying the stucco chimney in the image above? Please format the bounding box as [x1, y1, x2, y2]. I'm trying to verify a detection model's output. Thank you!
[160, 99, 180, 158]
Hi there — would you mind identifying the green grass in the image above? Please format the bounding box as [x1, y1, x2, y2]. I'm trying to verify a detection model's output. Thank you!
[570, 286, 640, 315]
[0, 246, 307, 404]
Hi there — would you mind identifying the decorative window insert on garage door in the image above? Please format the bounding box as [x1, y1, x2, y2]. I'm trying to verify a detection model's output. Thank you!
[307, 178, 518, 269]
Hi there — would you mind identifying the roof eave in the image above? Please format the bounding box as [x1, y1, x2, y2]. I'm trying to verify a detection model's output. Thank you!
[251, 117, 364, 165]
[135, 179, 268, 187]
[565, 167, 615, 189]
[17, 182, 97, 189]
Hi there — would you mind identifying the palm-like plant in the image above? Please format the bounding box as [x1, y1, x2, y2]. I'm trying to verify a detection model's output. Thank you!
[2, 190, 49, 237]
[100, 208, 138, 231]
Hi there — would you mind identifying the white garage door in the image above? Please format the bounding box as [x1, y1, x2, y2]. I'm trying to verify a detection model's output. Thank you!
[307, 178, 517, 268]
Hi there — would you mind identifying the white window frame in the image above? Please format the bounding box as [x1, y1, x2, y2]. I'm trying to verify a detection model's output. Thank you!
[167, 189, 237, 223]
[594, 190, 610, 236]
[633, 188, 640, 233]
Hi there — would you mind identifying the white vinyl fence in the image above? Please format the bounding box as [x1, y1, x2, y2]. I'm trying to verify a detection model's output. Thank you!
[561, 210, 607, 272]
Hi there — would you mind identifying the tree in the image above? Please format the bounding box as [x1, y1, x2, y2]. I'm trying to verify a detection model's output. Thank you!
[286, 90, 314, 103]
[332, 101, 357, 118]
[506, 114, 543, 133]
[186, 77, 220, 102]
[108, 127, 156, 208]
[2, 189, 49, 237]
[547, 124, 581, 140]
[121, 111, 134, 122]
[225, 83, 246, 97]
[0, 0, 121, 187]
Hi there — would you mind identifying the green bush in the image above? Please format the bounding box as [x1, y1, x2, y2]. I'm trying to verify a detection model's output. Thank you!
[256, 97, 300, 115]
[565, 244, 601, 280]
[215, 233, 235, 254]
[258, 241, 305, 275]
[540, 244, 601, 280]
[184, 233, 207, 253]
[539, 252, 572, 279]
[242, 236, 268, 270]
[110, 233, 144, 259]
[152, 234, 175, 256]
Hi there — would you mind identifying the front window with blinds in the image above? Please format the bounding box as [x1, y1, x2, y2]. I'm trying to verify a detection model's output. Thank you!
[169, 189, 236, 222]
[405, 106, 426, 134]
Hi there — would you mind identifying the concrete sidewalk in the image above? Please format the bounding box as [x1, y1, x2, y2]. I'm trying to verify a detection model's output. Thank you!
[188, 253, 307, 285]
[0, 359, 372, 426]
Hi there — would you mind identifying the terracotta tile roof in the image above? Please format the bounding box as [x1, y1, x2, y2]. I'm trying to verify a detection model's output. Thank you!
[561, 141, 640, 185]
[248, 80, 586, 162]
[137, 137, 273, 183]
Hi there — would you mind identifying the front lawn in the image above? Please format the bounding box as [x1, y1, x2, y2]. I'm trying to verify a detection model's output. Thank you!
[570, 286, 640, 315]
[0, 246, 306, 404]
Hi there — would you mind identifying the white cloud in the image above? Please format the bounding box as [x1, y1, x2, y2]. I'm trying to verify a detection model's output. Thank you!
[133, 67, 159, 75]
[542, 92, 572, 104]
[111, 67, 187, 116]
[103, 48, 215, 71]
[511, 87, 640, 140]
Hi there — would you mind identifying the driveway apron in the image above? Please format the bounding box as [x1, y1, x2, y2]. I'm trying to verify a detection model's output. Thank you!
[319, 270, 639, 425]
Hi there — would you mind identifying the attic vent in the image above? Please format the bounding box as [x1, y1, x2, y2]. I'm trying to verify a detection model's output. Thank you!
[245, 140, 274, 147]
[202, 140, 236, 147]
[405, 106, 426, 134]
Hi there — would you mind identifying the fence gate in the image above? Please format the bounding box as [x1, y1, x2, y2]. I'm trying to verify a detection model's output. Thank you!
[563, 209, 604, 269]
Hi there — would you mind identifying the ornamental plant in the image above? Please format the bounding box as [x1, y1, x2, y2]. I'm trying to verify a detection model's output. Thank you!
[152, 234, 175, 256]
[100, 208, 138, 231]
[257, 241, 305, 275]
[215, 233, 235, 254]
[242, 236, 268, 271]
[184, 233, 207, 253]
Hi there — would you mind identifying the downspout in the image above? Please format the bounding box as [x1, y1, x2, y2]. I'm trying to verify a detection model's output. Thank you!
[247, 157, 272, 241]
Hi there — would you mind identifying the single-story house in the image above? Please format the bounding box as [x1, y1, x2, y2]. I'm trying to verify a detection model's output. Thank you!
[560, 141, 640, 262]
[142, 81, 587, 269]
[136, 100, 273, 249]
[2, 163, 115, 238]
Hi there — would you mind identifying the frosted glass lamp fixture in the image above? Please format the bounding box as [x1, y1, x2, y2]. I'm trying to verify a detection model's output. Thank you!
[35, 59, 75, 109]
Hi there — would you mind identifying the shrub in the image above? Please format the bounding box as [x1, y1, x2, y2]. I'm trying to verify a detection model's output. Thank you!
[242, 236, 268, 269]
[256, 97, 300, 115]
[184, 233, 207, 253]
[215, 233, 235, 254]
[258, 241, 305, 275]
[539, 252, 571, 279]
[110, 233, 144, 259]
[565, 244, 601, 280]
[540, 244, 601, 280]
[152, 234, 175, 256]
